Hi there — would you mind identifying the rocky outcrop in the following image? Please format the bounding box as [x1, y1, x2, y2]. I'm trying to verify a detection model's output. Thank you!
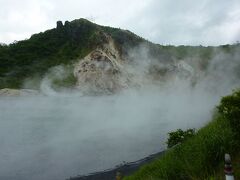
[73, 34, 197, 94]
[0, 88, 39, 97]
[56, 21, 64, 29]
[74, 35, 130, 94]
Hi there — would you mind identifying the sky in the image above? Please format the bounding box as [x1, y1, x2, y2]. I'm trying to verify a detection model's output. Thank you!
[0, 0, 240, 45]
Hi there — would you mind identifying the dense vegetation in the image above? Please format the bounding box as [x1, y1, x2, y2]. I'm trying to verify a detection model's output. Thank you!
[124, 89, 240, 180]
[1, 18, 239, 89]
[0, 20, 98, 88]
[166, 128, 195, 148]
[0, 19, 145, 89]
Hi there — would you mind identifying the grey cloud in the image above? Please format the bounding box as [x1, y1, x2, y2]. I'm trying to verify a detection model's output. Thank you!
[123, 0, 240, 45]
[0, 0, 239, 45]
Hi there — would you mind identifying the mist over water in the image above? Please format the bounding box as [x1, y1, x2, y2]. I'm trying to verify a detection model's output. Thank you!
[0, 84, 233, 180]
[1, 47, 240, 180]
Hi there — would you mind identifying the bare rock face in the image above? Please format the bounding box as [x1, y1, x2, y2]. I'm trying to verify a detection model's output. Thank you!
[73, 34, 196, 95]
[74, 36, 129, 94]
[0, 88, 39, 97]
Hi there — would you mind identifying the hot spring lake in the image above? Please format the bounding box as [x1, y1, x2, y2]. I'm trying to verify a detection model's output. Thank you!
[0, 89, 218, 180]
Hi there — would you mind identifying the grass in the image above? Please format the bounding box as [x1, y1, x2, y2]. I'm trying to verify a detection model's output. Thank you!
[124, 114, 240, 180]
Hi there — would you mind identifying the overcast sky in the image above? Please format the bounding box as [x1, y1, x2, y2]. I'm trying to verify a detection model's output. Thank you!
[0, 0, 240, 45]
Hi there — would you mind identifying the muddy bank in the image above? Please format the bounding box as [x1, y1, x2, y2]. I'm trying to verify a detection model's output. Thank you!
[68, 151, 165, 180]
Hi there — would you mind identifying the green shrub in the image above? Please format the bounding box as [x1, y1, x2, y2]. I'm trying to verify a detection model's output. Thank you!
[217, 89, 240, 136]
[167, 128, 195, 148]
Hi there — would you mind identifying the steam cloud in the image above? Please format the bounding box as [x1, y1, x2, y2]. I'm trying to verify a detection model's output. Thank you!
[0, 46, 240, 180]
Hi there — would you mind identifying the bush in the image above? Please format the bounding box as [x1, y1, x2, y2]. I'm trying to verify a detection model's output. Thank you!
[217, 89, 240, 136]
[167, 128, 195, 148]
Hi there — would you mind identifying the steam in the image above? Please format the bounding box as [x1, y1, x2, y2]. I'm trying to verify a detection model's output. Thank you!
[195, 50, 240, 95]
[40, 65, 82, 97]
[0, 45, 240, 180]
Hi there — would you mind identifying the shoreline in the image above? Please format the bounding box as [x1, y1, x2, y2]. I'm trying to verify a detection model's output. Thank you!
[67, 150, 165, 180]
